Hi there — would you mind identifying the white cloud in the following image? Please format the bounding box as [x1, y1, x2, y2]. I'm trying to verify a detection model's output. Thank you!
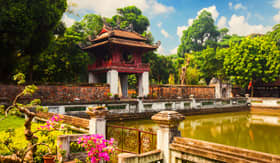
[272, 0, 280, 23]
[273, 0, 280, 9]
[188, 19, 194, 26]
[234, 3, 246, 10]
[176, 25, 187, 38]
[274, 11, 280, 23]
[228, 14, 272, 36]
[176, 5, 219, 40]
[170, 47, 178, 54]
[228, 2, 233, 9]
[161, 29, 169, 38]
[152, 1, 174, 15]
[157, 45, 166, 54]
[255, 13, 264, 20]
[157, 22, 162, 28]
[69, 0, 174, 17]
[197, 5, 219, 21]
[176, 5, 218, 39]
[62, 14, 75, 27]
[217, 16, 227, 29]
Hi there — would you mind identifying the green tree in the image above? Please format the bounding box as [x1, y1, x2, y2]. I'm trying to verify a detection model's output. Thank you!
[179, 53, 201, 85]
[219, 34, 244, 48]
[224, 36, 280, 87]
[184, 67, 200, 85]
[0, 0, 67, 82]
[177, 10, 220, 57]
[268, 24, 280, 47]
[195, 47, 226, 84]
[142, 52, 176, 84]
[32, 27, 89, 83]
[71, 14, 104, 46]
[107, 6, 150, 34]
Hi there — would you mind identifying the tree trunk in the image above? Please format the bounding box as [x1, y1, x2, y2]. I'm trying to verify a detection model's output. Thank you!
[0, 154, 21, 163]
[24, 113, 37, 162]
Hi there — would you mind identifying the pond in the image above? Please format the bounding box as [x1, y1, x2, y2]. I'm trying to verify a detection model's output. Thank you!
[111, 111, 280, 155]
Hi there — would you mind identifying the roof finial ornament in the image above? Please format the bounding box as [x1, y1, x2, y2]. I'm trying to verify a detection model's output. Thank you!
[102, 17, 109, 26]
[127, 23, 134, 32]
[155, 41, 161, 47]
[114, 17, 121, 30]
[102, 17, 112, 30]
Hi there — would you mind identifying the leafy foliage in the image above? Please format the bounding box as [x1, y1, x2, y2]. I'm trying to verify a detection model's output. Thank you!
[77, 134, 115, 162]
[223, 36, 280, 87]
[0, 122, 71, 162]
[143, 52, 176, 84]
[195, 47, 226, 84]
[0, 74, 70, 162]
[178, 11, 220, 57]
[107, 6, 150, 34]
[0, 0, 67, 82]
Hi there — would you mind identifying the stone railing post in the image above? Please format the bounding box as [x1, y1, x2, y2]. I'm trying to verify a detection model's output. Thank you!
[57, 135, 70, 162]
[189, 94, 197, 109]
[86, 106, 108, 137]
[245, 94, 251, 104]
[152, 111, 185, 163]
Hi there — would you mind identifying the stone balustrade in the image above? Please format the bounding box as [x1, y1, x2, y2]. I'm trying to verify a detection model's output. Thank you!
[54, 108, 280, 163]
[46, 97, 248, 117]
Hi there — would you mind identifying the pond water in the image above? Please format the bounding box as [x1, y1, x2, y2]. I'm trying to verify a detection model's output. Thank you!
[111, 111, 280, 155]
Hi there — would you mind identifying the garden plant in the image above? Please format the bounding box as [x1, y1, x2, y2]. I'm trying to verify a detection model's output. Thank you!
[0, 73, 68, 162]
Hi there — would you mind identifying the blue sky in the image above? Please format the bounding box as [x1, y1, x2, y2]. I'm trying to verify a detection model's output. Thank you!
[64, 0, 280, 55]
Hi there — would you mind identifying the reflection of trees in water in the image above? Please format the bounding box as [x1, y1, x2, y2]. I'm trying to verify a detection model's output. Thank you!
[111, 112, 280, 155]
[180, 112, 280, 155]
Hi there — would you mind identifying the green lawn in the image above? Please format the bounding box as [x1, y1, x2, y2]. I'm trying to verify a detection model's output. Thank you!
[0, 114, 80, 160]
[0, 114, 25, 132]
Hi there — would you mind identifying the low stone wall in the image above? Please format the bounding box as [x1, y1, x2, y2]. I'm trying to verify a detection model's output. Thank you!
[170, 137, 280, 163]
[250, 97, 280, 109]
[0, 84, 110, 105]
[36, 112, 89, 129]
[53, 98, 249, 121]
[105, 105, 249, 121]
[118, 150, 163, 163]
[57, 134, 89, 162]
[150, 84, 215, 99]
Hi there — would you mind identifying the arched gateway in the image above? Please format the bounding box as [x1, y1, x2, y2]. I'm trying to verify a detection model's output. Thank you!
[83, 25, 160, 97]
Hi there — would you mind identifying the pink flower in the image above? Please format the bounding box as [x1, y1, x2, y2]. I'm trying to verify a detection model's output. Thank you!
[77, 134, 115, 162]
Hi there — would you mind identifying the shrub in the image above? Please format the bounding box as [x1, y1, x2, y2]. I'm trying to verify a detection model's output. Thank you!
[77, 134, 115, 163]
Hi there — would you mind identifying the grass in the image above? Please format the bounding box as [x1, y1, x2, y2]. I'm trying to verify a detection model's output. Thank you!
[0, 114, 25, 132]
[0, 114, 77, 161]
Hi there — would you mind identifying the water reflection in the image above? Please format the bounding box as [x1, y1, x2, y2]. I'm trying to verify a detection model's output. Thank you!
[112, 111, 280, 155]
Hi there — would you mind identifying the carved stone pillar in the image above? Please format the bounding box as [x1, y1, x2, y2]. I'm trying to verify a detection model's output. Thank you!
[86, 106, 108, 137]
[152, 111, 185, 163]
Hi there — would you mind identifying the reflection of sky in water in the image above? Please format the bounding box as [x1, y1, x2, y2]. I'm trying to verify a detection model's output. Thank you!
[111, 111, 280, 155]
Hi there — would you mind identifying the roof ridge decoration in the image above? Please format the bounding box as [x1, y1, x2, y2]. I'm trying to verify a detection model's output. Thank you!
[89, 17, 148, 40]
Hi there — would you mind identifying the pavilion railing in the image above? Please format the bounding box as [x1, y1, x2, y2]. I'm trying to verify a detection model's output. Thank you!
[106, 124, 157, 154]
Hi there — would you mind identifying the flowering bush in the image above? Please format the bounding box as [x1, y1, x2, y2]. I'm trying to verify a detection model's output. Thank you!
[77, 134, 115, 163]
[0, 114, 70, 162]
[0, 73, 71, 162]
[39, 114, 64, 131]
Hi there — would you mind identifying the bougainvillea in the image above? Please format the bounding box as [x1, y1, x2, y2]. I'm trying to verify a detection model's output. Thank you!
[77, 134, 114, 163]
[38, 114, 64, 131]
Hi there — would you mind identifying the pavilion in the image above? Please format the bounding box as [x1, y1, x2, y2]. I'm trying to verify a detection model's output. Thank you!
[83, 25, 160, 97]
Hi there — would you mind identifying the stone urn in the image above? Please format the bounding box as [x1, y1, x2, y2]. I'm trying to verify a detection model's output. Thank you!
[86, 106, 108, 118]
[151, 111, 185, 128]
[43, 154, 55, 163]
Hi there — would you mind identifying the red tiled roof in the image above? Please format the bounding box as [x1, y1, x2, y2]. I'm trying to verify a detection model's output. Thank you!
[83, 37, 158, 50]
[92, 29, 147, 42]
[84, 26, 160, 50]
